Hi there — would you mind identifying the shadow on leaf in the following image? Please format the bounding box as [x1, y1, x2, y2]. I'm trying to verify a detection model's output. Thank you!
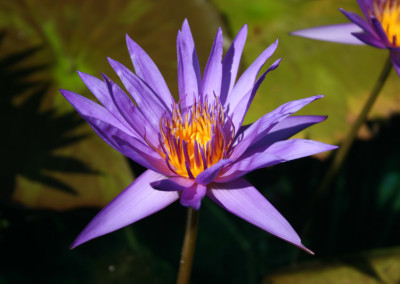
[0, 31, 99, 199]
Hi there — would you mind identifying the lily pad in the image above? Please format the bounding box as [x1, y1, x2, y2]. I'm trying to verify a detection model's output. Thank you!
[264, 246, 400, 283]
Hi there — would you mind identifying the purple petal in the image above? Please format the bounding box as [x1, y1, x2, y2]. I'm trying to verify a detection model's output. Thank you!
[151, 177, 195, 191]
[107, 58, 169, 132]
[195, 159, 232, 185]
[207, 179, 313, 254]
[216, 152, 283, 183]
[230, 59, 281, 132]
[220, 24, 248, 105]
[291, 23, 365, 45]
[77, 71, 134, 129]
[125, 34, 174, 108]
[180, 19, 202, 90]
[86, 117, 170, 175]
[248, 115, 327, 150]
[390, 50, 400, 77]
[257, 139, 338, 161]
[71, 170, 179, 248]
[101, 73, 154, 143]
[352, 31, 387, 48]
[177, 21, 201, 110]
[371, 17, 391, 46]
[218, 139, 337, 183]
[230, 95, 323, 161]
[201, 27, 223, 103]
[225, 40, 278, 114]
[180, 183, 207, 210]
[357, 0, 373, 19]
[60, 89, 134, 136]
[340, 8, 374, 34]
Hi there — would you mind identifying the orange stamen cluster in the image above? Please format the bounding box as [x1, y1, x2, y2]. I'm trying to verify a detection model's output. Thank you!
[374, 0, 400, 46]
[156, 98, 234, 178]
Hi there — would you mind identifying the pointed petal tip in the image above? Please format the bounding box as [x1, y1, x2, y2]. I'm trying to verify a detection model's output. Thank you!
[315, 94, 324, 99]
[181, 18, 190, 31]
[76, 70, 89, 79]
[69, 241, 79, 250]
[107, 57, 120, 69]
[236, 24, 248, 38]
[270, 58, 282, 69]
[125, 33, 133, 42]
[301, 245, 315, 255]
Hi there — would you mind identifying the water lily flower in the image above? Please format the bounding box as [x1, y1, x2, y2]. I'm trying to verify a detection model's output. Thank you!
[61, 19, 336, 253]
[291, 0, 400, 75]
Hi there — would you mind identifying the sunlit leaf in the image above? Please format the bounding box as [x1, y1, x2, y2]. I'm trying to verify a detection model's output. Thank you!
[264, 247, 400, 284]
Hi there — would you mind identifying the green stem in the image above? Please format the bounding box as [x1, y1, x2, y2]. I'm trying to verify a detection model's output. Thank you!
[314, 56, 392, 203]
[176, 207, 200, 284]
[292, 56, 393, 263]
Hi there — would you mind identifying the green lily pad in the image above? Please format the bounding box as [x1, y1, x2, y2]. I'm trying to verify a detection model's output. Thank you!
[263, 246, 400, 283]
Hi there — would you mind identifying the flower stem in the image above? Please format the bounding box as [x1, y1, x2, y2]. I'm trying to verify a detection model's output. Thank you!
[314, 55, 392, 203]
[292, 56, 393, 263]
[176, 207, 199, 284]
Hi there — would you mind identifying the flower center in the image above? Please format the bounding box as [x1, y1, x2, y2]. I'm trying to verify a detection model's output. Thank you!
[156, 98, 234, 178]
[374, 0, 400, 46]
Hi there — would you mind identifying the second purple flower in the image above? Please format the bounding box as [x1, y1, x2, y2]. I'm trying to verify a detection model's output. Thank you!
[292, 0, 400, 75]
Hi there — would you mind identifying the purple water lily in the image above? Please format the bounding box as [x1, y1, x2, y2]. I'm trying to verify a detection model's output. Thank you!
[291, 0, 400, 75]
[61, 19, 336, 254]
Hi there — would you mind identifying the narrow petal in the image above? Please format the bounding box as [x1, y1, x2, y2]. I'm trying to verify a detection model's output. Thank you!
[107, 58, 169, 132]
[151, 177, 195, 191]
[357, 0, 373, 19]
[195, 159, 232, 185]
[352, 31, 387, 48]
[257, 139, 338, 161]
[220, 24, 248, 105]
[218, 139, 337, 183]
[60, 89, 134, 136]
[225, 40, 278, 113]
[71, 170, 179, 249]
[390, 50, 400, 77]
[290, 23, 366, 45]
[371, 17, 391, 46]
[216, 152, 283, 183]
[86, 117, 170, 175]
[101, 73, 153, 142]
[248, 115, 327, 150]
[229, 59, 281, 132]
[125, 34, 174, 108]
[230, 95, 323, 161]
[207, 179, 313, 254]
[340, 8, 375, 34]
[201, 27, 223, 103]
[180, 183, 207, 210]
[177, 22, 201, 110]
[77, 71, 134, 129]
[180, 19, 202, 89]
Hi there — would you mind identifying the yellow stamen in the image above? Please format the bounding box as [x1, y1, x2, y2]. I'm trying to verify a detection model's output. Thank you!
[374, 0, 400, 46]
[157, 99, 233, 178]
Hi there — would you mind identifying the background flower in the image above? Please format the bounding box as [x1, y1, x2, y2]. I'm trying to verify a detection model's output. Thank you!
[291, 0, 400, 75]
